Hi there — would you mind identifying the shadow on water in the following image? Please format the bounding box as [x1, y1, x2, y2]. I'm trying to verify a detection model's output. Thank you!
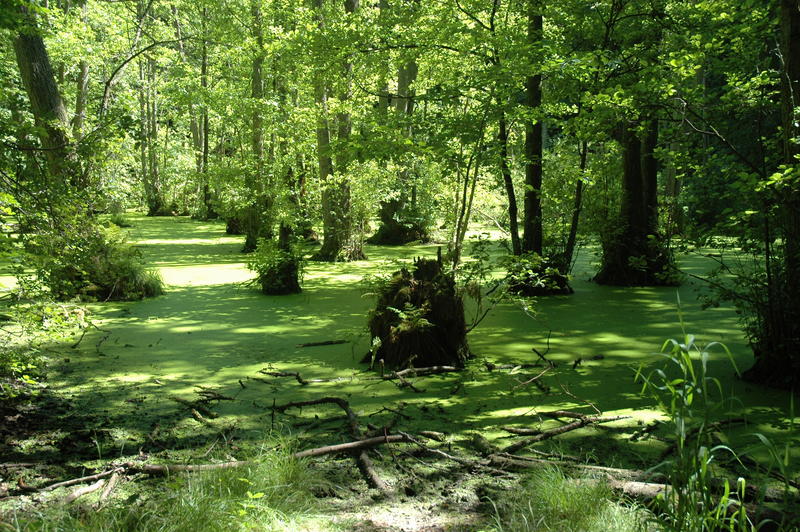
[23, 216, 795, 471]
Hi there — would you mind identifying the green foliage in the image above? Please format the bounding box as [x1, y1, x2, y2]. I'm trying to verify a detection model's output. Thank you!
[19, 222, 164, 302]
[487, 466, 647, 532]
[246, 239, 303, 295]
[635, 334, 753, 531]
[109, 212, 132, 228]
[502, 252, 572, 296]
[0, 299, 87, 400]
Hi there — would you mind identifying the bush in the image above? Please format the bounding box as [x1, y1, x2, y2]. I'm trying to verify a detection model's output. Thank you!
[20, 223, 164, 301]
[246, 239, 303, 295]
[502, 253, 573, 296]
[109, 212, 132, 228]
[1, 300, 87, 400]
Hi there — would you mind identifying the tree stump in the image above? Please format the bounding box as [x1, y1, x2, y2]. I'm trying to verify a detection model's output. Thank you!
[364, 257, 469, 369]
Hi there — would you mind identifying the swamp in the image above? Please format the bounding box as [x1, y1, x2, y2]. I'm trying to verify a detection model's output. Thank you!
[1, 1, 800, 530]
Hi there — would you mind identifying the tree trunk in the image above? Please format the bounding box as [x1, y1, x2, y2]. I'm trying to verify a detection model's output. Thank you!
[370, 60, 427, 245]
[561, 141, 588, 271]
[243, 0, 267, 252]
[313, 0, 363, 261]
[200, 9, 215, 219]
[13, 12, 73, 187]
[521, 2, 543, 255]
[595, 122, 673, 286]
[499, 110, 521, 255]
[780, 0, 800, 304]
[642, 119, 659, 236]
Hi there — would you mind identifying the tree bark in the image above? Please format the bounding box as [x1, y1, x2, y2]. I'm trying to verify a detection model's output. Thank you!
[499, 110, 521, 255]
[13, 11, 73, 187]
[642, 119, 659, 236]
[313, 0, 363, 261]
[243, 0, 267, 252]
[521, 2, 543, 255]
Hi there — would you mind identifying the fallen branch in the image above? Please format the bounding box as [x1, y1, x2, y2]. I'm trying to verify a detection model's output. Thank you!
[131, 461, 252, 475]
[294, 434, 409, 459]
[273, 396, 392, 495]
[64, 478, 105, 504]
[484, 362, 542, 371]
[502, 415, 630, 453]
[297, 340, 347, 348]
[400, 432, 510, 476]
[98, 472, 120, 503]
[487, 454, 665, 483]
[512, 367, 551, 390]
[260, 370, 309, 385]
[42, 468, 121, 492]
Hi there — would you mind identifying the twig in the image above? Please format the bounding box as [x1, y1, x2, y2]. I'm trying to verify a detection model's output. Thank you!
[512, 367, 551, 390]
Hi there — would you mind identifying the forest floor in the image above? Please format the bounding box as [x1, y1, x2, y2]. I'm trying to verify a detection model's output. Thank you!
[1, 214, 798, 530]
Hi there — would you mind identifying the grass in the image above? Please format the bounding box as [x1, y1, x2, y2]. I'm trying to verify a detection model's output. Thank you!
[487, 466, 648, 532]
[4, 435, 337, 532]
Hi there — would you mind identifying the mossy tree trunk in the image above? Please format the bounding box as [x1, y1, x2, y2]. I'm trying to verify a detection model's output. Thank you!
[521, 1, 543, 256]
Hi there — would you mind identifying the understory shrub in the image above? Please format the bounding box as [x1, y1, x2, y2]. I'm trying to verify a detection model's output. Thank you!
[0, 300, 87, 400]
[19, 223, 163, 301]
[701, 253, 800, 389]
[246, 239, 303, 295]
[502, 252, 573, 296]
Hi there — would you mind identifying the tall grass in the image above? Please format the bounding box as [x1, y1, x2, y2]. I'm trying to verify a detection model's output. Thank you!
[5, 440, 335, 532]
[487, 466, 647, 532]
[636, 334, 753, 531]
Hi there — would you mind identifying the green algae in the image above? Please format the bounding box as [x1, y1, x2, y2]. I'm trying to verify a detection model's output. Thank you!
[35, 215, 798, 477]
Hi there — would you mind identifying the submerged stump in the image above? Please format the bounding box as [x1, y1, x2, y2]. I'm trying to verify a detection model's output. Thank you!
[364, 257, 469, 369]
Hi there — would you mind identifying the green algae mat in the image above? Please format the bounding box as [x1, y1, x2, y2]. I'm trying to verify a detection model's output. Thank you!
[34, 215, 798, 475]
